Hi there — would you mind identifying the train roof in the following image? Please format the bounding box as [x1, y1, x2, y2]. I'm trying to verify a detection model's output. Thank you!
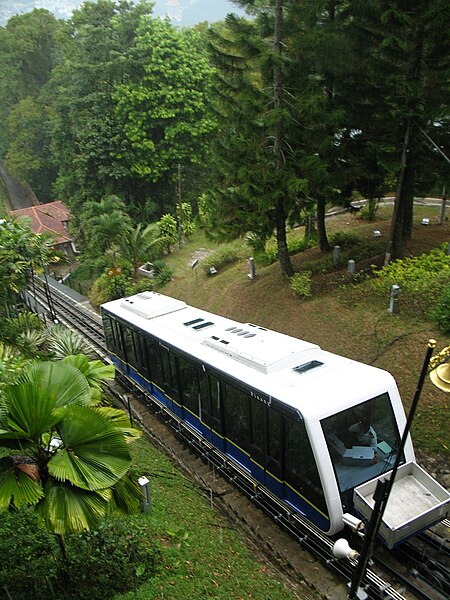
[102, 292, 398, 422]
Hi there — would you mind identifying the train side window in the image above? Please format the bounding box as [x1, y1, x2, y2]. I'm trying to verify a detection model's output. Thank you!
[178, 355, 199, 414]
[208, 375, 221, 421]
[109, 319, 125, 359]
[285, 417, 327, 514]
[223, 382, 250, 452]
[123, 327, 137, 365]
[102, 315, 114, 351]
[199, 372, 223, 434]
[135, 333, 150, 379]
[159, 347, 179, 401]
[146, 338, 164, 385]
[131, 331, 143, 369]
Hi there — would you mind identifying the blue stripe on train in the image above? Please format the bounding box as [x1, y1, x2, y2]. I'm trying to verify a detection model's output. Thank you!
[113, 356, 329, 532]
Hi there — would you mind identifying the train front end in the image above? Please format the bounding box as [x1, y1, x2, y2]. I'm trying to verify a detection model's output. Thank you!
[319, 376, 450, 548]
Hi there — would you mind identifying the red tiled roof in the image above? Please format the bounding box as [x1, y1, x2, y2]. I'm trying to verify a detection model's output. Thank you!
[9, 201, 72, 246]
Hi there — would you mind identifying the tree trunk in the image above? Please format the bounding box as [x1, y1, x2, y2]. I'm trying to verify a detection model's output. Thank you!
[385, 122, 411, 264]
[317, 195, 330, 252]
[401, 144, 417, 240]
[273, 0, 294, 277]
[56, 533, 67, 561]
[275, 197, 293, 276]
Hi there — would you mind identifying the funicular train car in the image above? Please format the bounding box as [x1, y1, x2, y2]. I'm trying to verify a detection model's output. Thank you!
[101, 292, 449, 547]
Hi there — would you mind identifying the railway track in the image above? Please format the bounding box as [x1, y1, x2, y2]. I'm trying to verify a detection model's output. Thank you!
[25, 279, 450, 600]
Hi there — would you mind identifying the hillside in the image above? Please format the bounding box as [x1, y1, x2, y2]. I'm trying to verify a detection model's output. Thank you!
[161, 204, 449, 477]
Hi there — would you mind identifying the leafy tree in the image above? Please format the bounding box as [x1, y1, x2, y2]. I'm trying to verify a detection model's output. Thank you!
[0, 9, 62, 196]
[350, 0, 450, 260]
[113, 16, 216, 212]
[157, 214, 178, 254]
[0, 358, 142, 552]
[5, 96, 57, 200]
[0, 218, 58, 315]
[49, 0, 155, 209]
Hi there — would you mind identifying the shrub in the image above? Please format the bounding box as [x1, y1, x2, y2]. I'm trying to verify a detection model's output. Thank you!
[245, 232, 267, 254]
[0, 508, 59, 600]
[288, 236, 315, 254]
[289, 271, 312, 299]
[201, 241, 246, 274]
[432, 282, 450, 334]
[153, 265, 173, 287]
[62, 517, 161, 600]
[256, 236, 315, 267]
[366, 244, 450, 316]
[157, 214, 178, 253]
[0, 511, 161, 600]
[329, 231, 360, 249]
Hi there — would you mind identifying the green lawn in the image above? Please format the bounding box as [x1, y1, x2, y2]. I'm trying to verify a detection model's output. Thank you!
[114, 436, 313, 599]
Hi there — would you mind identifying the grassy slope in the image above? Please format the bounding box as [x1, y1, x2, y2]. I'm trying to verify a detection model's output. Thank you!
[114, 437, 315, 600]
[162, 205, 449, 459]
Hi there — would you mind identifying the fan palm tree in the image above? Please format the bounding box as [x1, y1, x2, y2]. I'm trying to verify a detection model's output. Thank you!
[0, 358, 142, 554]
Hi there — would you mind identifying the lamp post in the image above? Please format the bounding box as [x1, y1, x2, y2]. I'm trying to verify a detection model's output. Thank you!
[335, 339, 447, 600]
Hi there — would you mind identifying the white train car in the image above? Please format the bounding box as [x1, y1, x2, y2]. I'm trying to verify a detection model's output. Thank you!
[101, 291, 449, 547]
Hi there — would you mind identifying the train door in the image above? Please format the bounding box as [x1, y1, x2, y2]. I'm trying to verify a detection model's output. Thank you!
[249, 397, 266, 485]
[158, 345, 181, 416]
[222, 382, 251, 471]
[284, 416, 328, 530]
[177, 354, 201, 431]
[265, 409, 284, 497]
[199, 371, 224, 450]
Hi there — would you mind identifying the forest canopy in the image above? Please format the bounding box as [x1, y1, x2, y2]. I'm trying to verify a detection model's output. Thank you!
[0, 0, 449, 270]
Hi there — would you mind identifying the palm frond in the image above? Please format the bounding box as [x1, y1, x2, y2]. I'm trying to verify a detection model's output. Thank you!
[108, 473, 143, 516]
[49, 405, 131, 490]
[0, 456, 44, 511]
[36, 479, 109, 534]
[20, 361, 92, 407]
[4, 382, 59, 438]
[94, 406, 142, 442]
[62, 355, 115, 391]
[46, 325, 96, 360]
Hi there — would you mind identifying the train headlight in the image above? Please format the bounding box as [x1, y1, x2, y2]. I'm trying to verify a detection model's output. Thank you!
[332, 538, 359, 561]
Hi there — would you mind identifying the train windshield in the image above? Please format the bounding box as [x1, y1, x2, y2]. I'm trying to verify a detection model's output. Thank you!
[321, 393, 403, 493]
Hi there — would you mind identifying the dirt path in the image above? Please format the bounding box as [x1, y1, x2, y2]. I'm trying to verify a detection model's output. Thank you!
[0, 159, 38, 210]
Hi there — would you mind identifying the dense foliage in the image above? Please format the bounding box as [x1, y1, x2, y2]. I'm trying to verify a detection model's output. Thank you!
[367, 244, 450, 318]
[0, 508, 160, 600]
[0, 0, 448, 280]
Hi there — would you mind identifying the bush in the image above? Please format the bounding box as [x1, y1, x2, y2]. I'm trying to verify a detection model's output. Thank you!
[366, 244, 450, 316]
[0, 511, 161, 600]
[0, 508, 59, 600]
[256, 236, 314, 267]
[201, 241, 246, 274]
[289, 271, 312, 299]
[153, 265, 173, 287]
[63, 517, 161, 600]
[432, 282, 450, 334]
[329, 231, 361, 249]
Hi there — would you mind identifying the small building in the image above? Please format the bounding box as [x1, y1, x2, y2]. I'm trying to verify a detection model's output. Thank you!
[9, 201, 76, 255]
